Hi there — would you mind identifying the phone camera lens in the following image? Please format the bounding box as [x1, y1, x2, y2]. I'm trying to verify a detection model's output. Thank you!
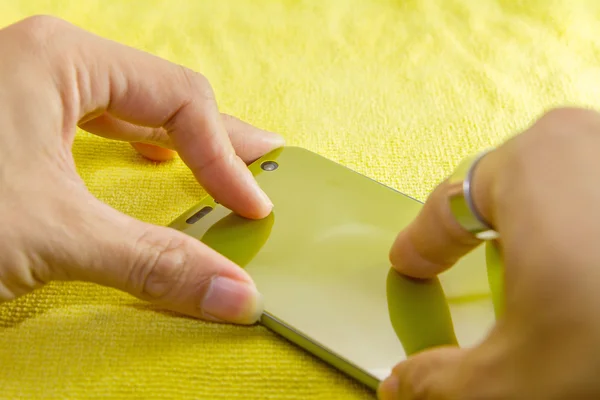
[261, 161, 278, 171]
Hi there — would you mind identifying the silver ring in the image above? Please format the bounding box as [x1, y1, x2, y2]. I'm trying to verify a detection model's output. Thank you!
[448, 149, 499, 240]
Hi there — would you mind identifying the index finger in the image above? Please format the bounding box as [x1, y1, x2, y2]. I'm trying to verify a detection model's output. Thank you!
[19, 16, 273, 219]
[389, 150, 501, 278]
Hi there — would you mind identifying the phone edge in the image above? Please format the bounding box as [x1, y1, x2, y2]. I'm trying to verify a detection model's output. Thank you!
[166, 146, 424, 391]
[260, 312, 379, 391]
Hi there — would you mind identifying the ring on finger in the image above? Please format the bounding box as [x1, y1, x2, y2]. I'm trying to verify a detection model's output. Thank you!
[447, 149, 499, 241]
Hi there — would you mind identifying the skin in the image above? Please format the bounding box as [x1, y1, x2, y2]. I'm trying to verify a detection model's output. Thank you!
[2, 16, 599, 399]
[0, 16, 285, 325]
[380, 108, 600, 399]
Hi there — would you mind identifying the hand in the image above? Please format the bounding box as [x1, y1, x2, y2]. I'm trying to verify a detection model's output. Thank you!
[0, 16, 284, 324]
[380, 108, 600, 399]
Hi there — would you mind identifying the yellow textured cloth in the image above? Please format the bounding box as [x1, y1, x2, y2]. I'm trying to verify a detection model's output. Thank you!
[1, 1, 600, 398]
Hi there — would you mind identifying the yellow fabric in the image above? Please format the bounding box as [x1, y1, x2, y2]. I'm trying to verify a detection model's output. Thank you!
[1, 0, 599, 398]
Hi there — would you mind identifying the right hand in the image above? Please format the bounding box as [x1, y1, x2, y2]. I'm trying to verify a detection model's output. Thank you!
[380, 108, 600, 399]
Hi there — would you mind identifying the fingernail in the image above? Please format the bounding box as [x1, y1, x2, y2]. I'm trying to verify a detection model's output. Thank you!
[242, 164, 273, 212]
[256, 186, 274, 209]
[201, 276, 264, 324]
[247, 169, 273, 210]
[377, 375, 399, 400]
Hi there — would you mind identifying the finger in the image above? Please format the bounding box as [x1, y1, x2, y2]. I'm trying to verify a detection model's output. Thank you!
[78, 112, 175, 149]
[378, 346, 465, 400]
[78, 113, 176, 161]
[379, 325, 513, 400]
[17, 16, 277, 219]
[79, 112, 284, 163]
[50, 197, 263, 324]
[390, 150, 502, 279]
[220, 113, 286, 164]
[131, 143, 177, 162]
[83, 42, 273, 219]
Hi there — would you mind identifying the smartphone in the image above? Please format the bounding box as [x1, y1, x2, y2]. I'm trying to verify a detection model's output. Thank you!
[168, 146, 496, 390]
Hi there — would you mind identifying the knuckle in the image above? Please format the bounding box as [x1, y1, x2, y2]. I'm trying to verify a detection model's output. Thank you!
[13, 15, 70, 48]
[504, 107, 600, 179]
[220, 113, 245, 137]
[178, 66, 215, 102]
[220, 113, 237, 125]
[435, 184, 480, 247]
[18, 14, 64, 29]
[541, 106, 597, 122]
[536, 107, 600, 139]
[197, 149, 231, 174]
[163, 67, 216, 133]
[146, 127, 171, 146]
[0, 251, 46, 302]
[130, 229, 195, 300]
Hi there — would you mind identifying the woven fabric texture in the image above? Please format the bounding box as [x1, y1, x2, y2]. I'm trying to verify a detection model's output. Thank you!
[2, 1, 600, 398]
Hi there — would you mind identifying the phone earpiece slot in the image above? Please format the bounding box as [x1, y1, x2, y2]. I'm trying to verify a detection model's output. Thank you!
[185, 206, 213, 224]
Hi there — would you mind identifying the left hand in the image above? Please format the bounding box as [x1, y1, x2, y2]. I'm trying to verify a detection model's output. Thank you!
[0, 15, 284, 324]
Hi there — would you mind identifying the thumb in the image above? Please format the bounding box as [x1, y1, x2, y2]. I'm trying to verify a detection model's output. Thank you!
[378, 347, 466, 400]
[54, 199, 263, 324]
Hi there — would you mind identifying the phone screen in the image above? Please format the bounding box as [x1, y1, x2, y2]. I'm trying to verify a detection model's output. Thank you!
[170, 147, 496, 389]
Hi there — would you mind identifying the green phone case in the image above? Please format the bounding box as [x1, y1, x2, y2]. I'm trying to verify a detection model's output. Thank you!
[169, 146, 502, 390]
